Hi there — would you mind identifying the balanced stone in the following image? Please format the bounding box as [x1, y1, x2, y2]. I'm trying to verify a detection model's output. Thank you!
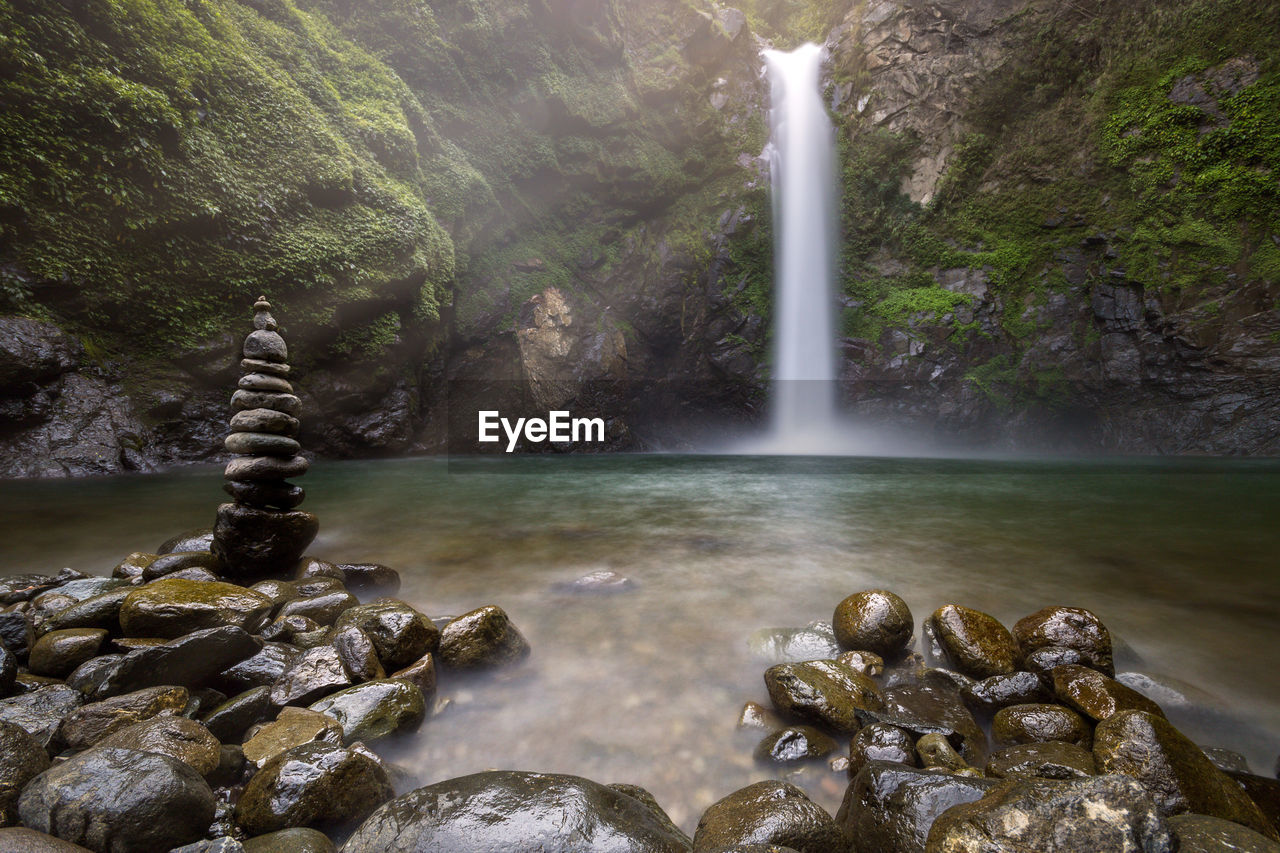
[241, 358, 289, 377]
[243, 329, 287, 362]
[213, 504, 318, 577]
[225, 432, 302, 456]
[224, 454, 309, 481]
[239, 373, 293, 393]
[230, 408, 300, 436]
[231, 390, 301, 415]
[223, 481, 305, 510]
[253, 297, 277, 330]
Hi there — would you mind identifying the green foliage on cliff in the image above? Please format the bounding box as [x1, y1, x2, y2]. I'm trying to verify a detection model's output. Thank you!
[0, 0, 454, 353]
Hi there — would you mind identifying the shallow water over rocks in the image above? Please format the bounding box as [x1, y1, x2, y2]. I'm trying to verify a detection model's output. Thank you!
[2, 454, 1278, 830]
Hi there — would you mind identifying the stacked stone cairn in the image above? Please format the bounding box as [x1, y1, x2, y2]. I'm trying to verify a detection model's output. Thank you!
[212, 297, 319, 579]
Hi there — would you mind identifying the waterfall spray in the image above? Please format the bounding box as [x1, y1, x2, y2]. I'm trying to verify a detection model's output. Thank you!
[763, 43, 839, 449]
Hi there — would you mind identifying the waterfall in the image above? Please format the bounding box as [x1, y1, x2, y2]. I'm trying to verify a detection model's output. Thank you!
[763, 43, 839, 449]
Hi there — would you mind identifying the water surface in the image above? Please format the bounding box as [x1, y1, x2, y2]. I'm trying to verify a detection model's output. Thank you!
[2, 455, 1278, 828]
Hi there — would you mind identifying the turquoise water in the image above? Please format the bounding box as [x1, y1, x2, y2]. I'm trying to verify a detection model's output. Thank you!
[2, 455, 1279, 827]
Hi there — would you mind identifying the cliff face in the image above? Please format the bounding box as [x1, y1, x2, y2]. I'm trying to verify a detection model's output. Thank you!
[0, 0, 1277, 475]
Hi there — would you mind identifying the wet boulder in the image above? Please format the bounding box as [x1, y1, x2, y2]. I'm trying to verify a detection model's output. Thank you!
[242, 706, 342, 768]
[85, 626, 262, 699]
[749, 623, 842, 663]
[389, 652, 436, 703]
[837, 762, 994, 853]
[140, 550, 223, 581]
[217, 641, 299, 694]
[242, 827, 336, 852]
[764, 659, 884, 735]
[333, 599, 438, 670]
[1051, 664, 1165, 722]
[159, 527, 215, 555]
[236, 742, 393, 835]
[984, 741, 1096, 780]
[922, 605, 1017, 679]
[0, 828, 96, 851]
[1168, 814, 1280, 853]
[201, 686, 274, 744]
[960, 671, 1052, 716]
[278, 591, 359, 627]
[691, 779, 848, 852]
[1094, 710, 1277, 838]
[992, 703, 1092, 749]
[43, 587, 133, 633]
[925, 774, 1174, 852]
[18, 747, 215, 852]
[56, 685, 190, 750]
[119, 579, 273, 638]
[308, 679, 425, 744]
[28, 628, 107, 677]
[95, 716, 221, 775]
[344, 770, 690, 852]
[336, 563, 402, 598]
[754, 726, 838, 764]
[0, 684, 83, 748]
[437, 605, 530, 670]
[1013, 607, 1114, 676]
[848, 723, 917, 779]
[833, 590, 914, 659]
[0, 720, 50, 825]
[861, 684, 988, 765]
[328, 626, 384, 682]
[271, 645, 353, 707]
[0, 642, 15, 696]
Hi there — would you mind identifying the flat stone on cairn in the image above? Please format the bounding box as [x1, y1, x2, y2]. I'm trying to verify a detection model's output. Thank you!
[212, 298, 318, 579]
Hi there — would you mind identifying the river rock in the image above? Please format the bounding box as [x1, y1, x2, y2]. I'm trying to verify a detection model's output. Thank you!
[18, 747, 215, 852]
[764, 659, 884, 735]
[242, 827, 335, 852]
[1228, 772, 1280, 832]
[56, 685, 189, 750]
[217, 641, 299, 694]
[837, 762, 994, 853]
[917, 733, 971, 772]
[213, 504, 319, 580]
[755, 726, 838, 764]
[119, 579, 273, 638]
[861, 684, 988, 765]
[28, 628, 107, 677]
[1052, 663, 1165, 722]
[1205, 748, 1252, 774]
[96, 716, 221, 775]
[324, 628, 381, 684]
[0, 720, 50, 825]
[202, 686, 274, 744]
[43, 587, 132, 633]
[331, 600, 437, 670]
[140, 550, 223, 581]
[1168, 814, 1280, 853]
[344, 770, 690, 852]
[249, 579, 297, 608]
[171, 840, 245, 853]
[437, 605, 530, 670]
[925, 774, 1174, 852]
[295, 558, 345, 582]
[243, 329, 287, 362]
[0, 684, 82, 747]
[111, 552, 157, 580]
[294, 576, 346, 597]
[1, 636, 20, 688]
[749, 622, 842, 663]
[236, 742, 392, 835]
[308, 678, 425, 744]
[833, 590, 914, 660]
[230, 407, 300, 436]
[238, 372, 293, 393]
[85, 625, 262, 700]
[270, 645, 352, 706]
[688, 779, 847, 852]
[159, 528, 215, 554]
[0, 828, 95, 851]
[389, 652, 436, 702]
[242, 706, 343, 767]
[837, 650, 884, 677]
[960, 671, 1052, 715]
[1023, 645, 1089, 678]
[263, 614, 322, 643]
[923, 605, 1017, 679]
[224, 480, 306, 510]
[1, 569, 85, 605]
[1094, 710, 1277, 838]
[336, 563, 402, 597]
[848, 722, 917, 779]
[1013, 606, 1114, 676]
[992, 702, 1092, 749]
[279, 591, 358, 626]
[224, 454, 310, 482]
[985, 741, 1097, 779]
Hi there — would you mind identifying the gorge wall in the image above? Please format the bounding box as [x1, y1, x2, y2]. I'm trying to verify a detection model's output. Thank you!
[0, 0, 1277, 475]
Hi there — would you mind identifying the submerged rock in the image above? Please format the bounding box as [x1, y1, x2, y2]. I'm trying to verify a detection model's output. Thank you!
[754, 726, 838, 764]
[749, 623, 842, 663]
[926, 774, 1174, 852]
[18, 747, 215, 853]
[237, 742, 392, 835]
[1093, 710, 1277, 838]
[343, 771, 690, 852]
[833, 590, 914, 660]
[694, 779, 850, 853]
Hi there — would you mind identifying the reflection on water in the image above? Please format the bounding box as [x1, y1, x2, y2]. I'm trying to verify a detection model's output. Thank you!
[2, 455, 1279, 828]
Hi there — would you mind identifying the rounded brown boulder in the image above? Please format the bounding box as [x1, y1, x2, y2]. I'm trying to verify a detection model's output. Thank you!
[923, 605, 1017, 679]
[833, 591, 914, 660]
[437, 605, 530, 670]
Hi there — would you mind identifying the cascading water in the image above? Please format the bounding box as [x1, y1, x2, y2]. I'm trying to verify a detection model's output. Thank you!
[762, 43, 840, 451]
